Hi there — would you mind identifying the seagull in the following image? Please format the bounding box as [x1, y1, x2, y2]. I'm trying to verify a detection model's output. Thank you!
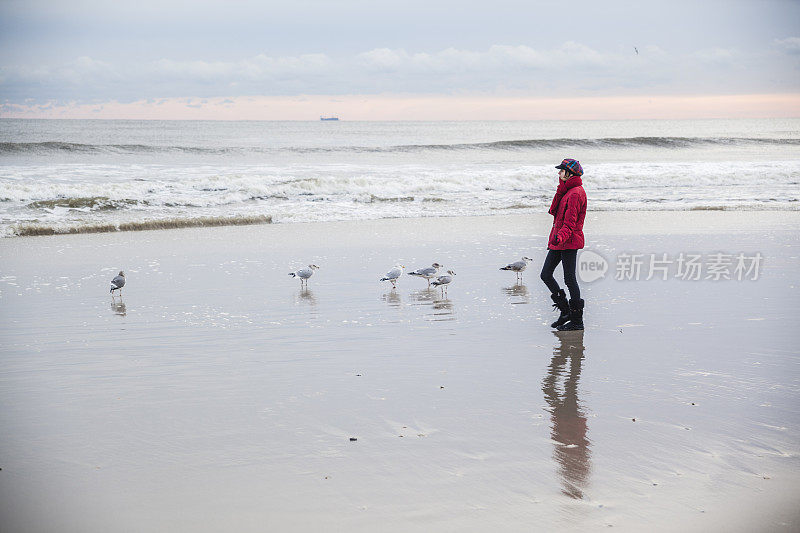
[289, 264, 319, 287]
[408, 263, 442, 287]
[500, 256, 533, 282]
[431, 270, 456, 296]
[380, 264, 405, 289]
[110, 271, 125, 299]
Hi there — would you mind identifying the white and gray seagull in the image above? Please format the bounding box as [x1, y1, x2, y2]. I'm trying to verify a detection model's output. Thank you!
[289, 264, 319, 287]
[408, 262, 443, 287]
[500, 256, 533, 282]
[431, 270, 456, 296]
[110, 271, 125, 299]
[380, 264, 405, 289]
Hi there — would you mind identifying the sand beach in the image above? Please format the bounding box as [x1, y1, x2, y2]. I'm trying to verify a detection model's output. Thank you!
[0, 211, 798, 532]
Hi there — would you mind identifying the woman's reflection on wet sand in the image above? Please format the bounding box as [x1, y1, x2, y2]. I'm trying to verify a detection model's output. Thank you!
[542, 330, 590, 499]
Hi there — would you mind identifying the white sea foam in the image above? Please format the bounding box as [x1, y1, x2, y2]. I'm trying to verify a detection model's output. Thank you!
[1, 119, 799, 237]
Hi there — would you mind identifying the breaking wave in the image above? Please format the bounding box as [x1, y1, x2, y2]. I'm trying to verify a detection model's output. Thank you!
[10, 215, 272, 237]
[355, 195, 416, 203]
[3, 119, 798, 238]
[390, 137, 800, 152]
[3, 136, 799, 156]
[27, 196, 143, 210]
[0, 142, 232, 155]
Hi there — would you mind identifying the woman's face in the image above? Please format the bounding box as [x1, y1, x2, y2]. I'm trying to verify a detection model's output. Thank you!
[558, 169, 568, 181]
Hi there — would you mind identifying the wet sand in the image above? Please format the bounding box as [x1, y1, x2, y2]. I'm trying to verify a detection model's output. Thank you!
[0, 211, 798, 532]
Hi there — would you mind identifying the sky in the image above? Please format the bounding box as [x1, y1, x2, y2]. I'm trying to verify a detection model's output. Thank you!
[1, 0, 799, 119]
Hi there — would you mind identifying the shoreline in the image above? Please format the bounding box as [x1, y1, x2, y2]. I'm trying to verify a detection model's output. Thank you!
[6, 209, 800, 240]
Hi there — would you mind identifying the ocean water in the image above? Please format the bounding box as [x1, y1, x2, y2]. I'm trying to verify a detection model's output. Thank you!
[1, 118, 799, 237]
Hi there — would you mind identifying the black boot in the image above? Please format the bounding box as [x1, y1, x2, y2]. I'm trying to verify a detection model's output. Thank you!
[557, 298, 584, 331]
[550, 289, 570, 328]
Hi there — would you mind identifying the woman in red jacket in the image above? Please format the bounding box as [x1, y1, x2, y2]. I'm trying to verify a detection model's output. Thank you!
[541, 158, 587, 331]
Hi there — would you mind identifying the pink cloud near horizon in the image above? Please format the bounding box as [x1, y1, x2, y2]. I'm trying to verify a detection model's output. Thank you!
[2, 93, 799, 121]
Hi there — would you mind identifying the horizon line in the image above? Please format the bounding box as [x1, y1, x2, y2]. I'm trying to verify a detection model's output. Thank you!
[2, 93, 799, 121]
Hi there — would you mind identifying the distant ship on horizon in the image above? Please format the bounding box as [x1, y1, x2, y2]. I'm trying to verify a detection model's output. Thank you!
[320, 116, 339, 121]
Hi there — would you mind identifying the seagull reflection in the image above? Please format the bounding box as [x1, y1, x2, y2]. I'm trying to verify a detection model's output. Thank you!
[296, 288, 317, 306]
[502, 283, 529, 303]
[408, 288, 436, 305]
[409, 288, 455, 320]
[432, 296, 453, 312]
[381, 291, 402, 308]
[430, 294, 455, 321]
[542, 330, 590, 499]
[110, 301, 126, 316]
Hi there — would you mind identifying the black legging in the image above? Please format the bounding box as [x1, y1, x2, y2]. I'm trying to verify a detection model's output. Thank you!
[540, 249, 581, 300]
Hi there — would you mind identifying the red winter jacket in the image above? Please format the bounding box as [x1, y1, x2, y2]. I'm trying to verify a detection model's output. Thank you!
[548, 176, 587, 250]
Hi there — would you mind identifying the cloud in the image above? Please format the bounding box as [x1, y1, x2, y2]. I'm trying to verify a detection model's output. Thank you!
[692, 47, 741, 66]
[774, 37, 800, 55]
[6, 55, 119, 88]
[4, 93, 800, 121]
[0, 41, 797, 104]
[355, 43, 616, 74]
